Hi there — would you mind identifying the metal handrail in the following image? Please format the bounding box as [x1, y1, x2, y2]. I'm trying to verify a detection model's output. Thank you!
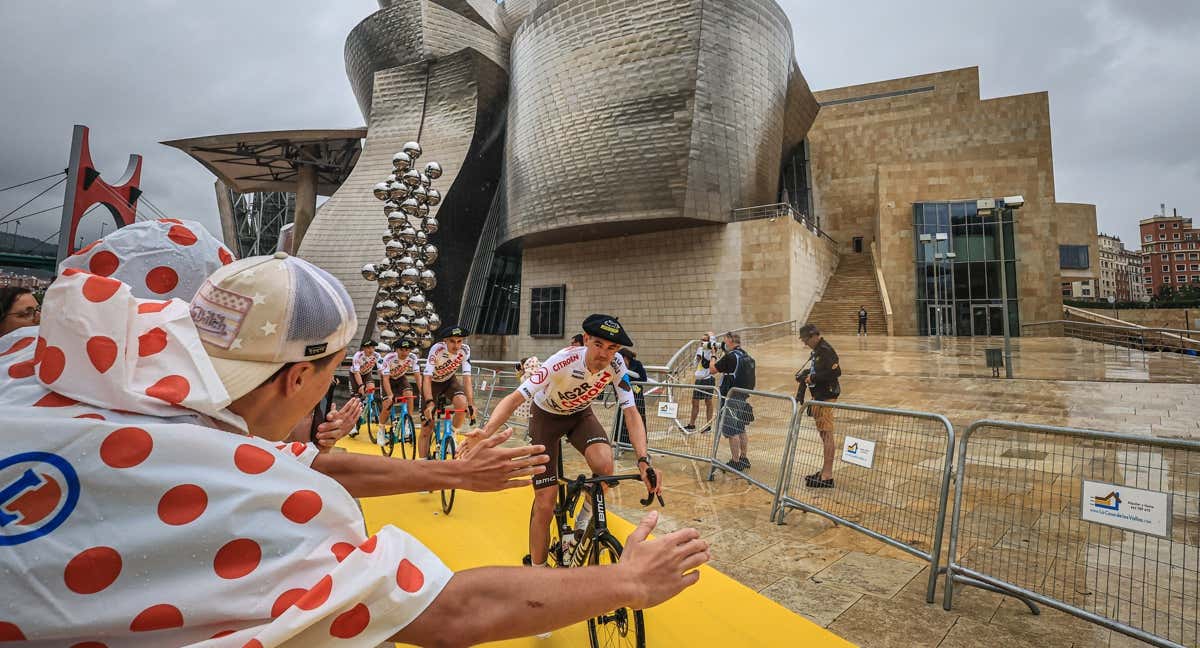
[730, 202, 838, 245]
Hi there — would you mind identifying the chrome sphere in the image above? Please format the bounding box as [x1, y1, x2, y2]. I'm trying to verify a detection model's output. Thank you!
[423, 217, 439, 235]
[379, 329, 398, 343]
[418, 269, 437, 291]
[427, 312, 442, 331]
[402, 141, 422, 159]
[381, 233, 392, 244]
[383, 200, 399, 215]
[388, 182, 408, 200]
[360, 263, 378, 282]
[411, 315, 430, 334]
[377, 269, 401, 288]
[402, 169, 422, 188]
[396, 315, 412, 333]
[400, 198, 420, 215]
[392, 151, 413, 171]
[400, 267, 419, 287]
[408, 293, 428, 313]
[375, 299, 400, 319]
[397, 255, 415, 269]
[414, 230, 428, 246]
[417, 203, 430, 218]
[410, 185, 428, 204]
[373, 182, 390, 200]
[387, 213, 406, 230]
[385, 240, 405, 259]
[414, 259, 426, 271]
[376, 342, 392, 354]
[422, 243, 438, 264]
[395, 285, 413, 299]
[386, 174, 397, 184]
[419, 331, 433, 347]
[420, 173, 432, 189]
[398, 226, 418, 244]
[424, 161, 443, 180]
[425, 188, 441, 206]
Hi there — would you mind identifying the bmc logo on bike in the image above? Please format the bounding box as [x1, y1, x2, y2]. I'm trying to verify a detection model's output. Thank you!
[0, 452, 81, 546]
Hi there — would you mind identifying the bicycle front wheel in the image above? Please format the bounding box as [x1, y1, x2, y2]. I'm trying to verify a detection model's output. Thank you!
[365, 402, 378, 445]
[381, 418, 395, 456]
[588, 534, 645, 648]
[440, 435, 456, 514]
[399, 414, 416, 460]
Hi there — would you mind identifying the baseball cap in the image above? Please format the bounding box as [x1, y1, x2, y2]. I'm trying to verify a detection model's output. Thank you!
[434, 324, 469, 341]
[398, 338, 415, 349]
[59, 218, 235, 301]
[361, 339, 378, 348]
[798, 323, 821, 339]
[190, 252, 357, 400]
[582, 314, 633, 346]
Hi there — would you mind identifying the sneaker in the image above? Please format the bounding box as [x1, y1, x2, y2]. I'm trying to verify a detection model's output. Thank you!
[522, 554, 532, 566]
[805, 474, 835, 489]
[725, 459, 745, 471]
[684, 424, 696, 431]
[739, 456, 751, 469]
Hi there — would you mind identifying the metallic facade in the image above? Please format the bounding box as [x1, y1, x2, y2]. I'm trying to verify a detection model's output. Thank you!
[302, 0, 820, 340]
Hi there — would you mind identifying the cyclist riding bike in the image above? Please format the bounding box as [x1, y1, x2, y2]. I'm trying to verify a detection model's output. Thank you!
[467, 314, 661, 568]
[381, 337, 421, 427]
[420, 324, 476, 458]
[350, 338, 383, 396]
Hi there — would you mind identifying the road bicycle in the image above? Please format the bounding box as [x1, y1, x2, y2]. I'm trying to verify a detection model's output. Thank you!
[546, 444, 664, 648]
[383, 393, 418, 458]
[353, 383, 380, 442]
[427, 405, 466, 514]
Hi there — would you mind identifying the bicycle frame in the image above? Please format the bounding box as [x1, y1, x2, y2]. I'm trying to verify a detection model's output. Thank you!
[435, 407, 466, 459]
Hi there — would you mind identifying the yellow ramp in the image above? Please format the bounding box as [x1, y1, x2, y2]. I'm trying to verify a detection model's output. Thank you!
[342, 436, 854, 647]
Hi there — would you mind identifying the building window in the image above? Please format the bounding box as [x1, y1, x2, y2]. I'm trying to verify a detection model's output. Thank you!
[1174, 233, 1181, 240]
[1177, 254, 1187, 260]
[1159, 234, 1167, 240]
[1159, 223, 1166, 229]
[1145, 277, 1153, 284]
[1144, 235, 1154, 242]
[529, 285, 566, 337]
[1174, 244, 1182, 250]
[1187, 234, 1194, 240]
[1161, 244, 1169, 251]
[1059, 245, 1090, 269]
[1164, 277, 1172, 283]
[1177, 265, 1187, 272]
[1193, 276, 1200, 283]
[1173, 223, 1180, 228]
[1163, 265, 1170, 272]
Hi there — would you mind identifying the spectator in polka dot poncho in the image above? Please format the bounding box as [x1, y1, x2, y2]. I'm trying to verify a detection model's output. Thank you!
[0, 241, 709, 645]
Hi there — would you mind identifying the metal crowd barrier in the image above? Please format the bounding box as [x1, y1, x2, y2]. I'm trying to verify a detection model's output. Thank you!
[611, 382, 721, 464]
[776, 401, 955, 603]
[944, 420, 1200, 648]
[706, 388, 800, 497]
[470, 367, 497, 420]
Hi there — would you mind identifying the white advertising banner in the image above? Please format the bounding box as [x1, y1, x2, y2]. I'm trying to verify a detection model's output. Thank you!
[840, 436, 876, 469]
[1080, 480, 1172, 538]
[656, 401, 679, 419]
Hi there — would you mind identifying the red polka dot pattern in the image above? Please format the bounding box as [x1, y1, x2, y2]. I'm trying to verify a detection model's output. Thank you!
[281, 490, 322, 524]
[8, 359, 35, 379]
[38, 345, 66, 383]
[82, 275, 122, 303]
[272, 588, 306, 618]
[145, 266, 179, 295]
[137, 301, 172, 314]
[211, 630, 237, 639]
[0, 621, 26, 640]
[158, 484, 207, 526]
[64, 546, 122, 594]
[100, 427, 153, 468]
[330, 542, 355, 563]
[138, 328, 168, 357]
[214, 539, 261, 580]
[34, 335, 46, 361]
[219, 247, 234, 265]
[86, 336, 119, 374]
[296, 575, 332, 611]
[234, 444, 275, 474]
[243, 640, 264, 648]
[359, 535, 378, 554]
[145, 375, 190, 405]
[129, 604, 183, 632]
[33, 391, 78, 407]
[89, 250, 120, 277]
[329, 603, 370, 639]
[70, 642, 108, 648]
[167, 225, 198, 246]
[396, 559, 425, 593]
[0, 335, 34, 357]
[158, 218, 183, 225]
[74, 413, 106, 420]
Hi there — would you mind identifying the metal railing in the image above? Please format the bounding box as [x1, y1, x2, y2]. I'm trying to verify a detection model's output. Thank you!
[730, 202, 837, 245]
[1023, 319, 1200, 356]
[944, 420, 1200, 648]
[776, 401, 955, 603]
[706, 388, 800, 497]
[610, 382, 721, 464]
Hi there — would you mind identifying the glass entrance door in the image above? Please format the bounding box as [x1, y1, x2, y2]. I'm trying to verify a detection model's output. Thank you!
[971, 305, 1003, 337]
[927, 305, 954, 336]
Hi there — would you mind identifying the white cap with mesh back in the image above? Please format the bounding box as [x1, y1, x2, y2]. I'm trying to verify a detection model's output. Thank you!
[189, 252, 357, 401]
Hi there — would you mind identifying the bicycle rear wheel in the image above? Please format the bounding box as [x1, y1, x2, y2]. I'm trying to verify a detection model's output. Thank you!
[381, 417, 395, 456]
[440, 435, 456, 514]
[588, 534, 645, 648]
[399, 413, 416, 460]
[365, 401, 378, 445]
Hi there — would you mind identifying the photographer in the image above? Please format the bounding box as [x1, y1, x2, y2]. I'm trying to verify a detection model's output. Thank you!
[709, 332, 756, 471]
[797, 323, 841, 488]
[685, 331, 717, 432]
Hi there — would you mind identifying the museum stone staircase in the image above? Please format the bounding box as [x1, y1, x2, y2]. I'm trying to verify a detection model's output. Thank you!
[807, 253, 889, 335]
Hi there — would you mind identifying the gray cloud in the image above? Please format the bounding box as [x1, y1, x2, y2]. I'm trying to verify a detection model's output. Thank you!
[1, 0, 1196, 251]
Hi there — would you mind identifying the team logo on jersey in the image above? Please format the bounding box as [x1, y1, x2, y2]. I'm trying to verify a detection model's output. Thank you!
[552, 355, 578, 372]
[0, 452, 81, 546]
[570, 370, 585, 379]
[530, 367, 549, 385]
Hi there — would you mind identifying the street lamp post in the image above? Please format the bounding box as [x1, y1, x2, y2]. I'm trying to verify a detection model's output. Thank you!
[978, 196, 1023, 379]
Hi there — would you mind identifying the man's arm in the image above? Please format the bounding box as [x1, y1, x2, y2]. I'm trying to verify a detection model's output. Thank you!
[463, 373, 475, 409]
[309, 428, 546, 496]
[391, 511, 708, 646]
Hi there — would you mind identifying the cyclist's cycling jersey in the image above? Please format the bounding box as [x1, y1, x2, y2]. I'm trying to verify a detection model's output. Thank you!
[517, 347, 636, 415]
[423, 342, 472, 383]
[381, 350, 420, 377]
[351, 350, 380, 375]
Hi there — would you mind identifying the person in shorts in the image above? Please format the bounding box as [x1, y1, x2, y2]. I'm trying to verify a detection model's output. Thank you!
[686, 331, 716, 432]
[381, 337, 421, 427]
[420, 324, 475, 458]
[798, 323, 841, 488]
[709, 332, 756, 471]
[350, 338, 382, 395]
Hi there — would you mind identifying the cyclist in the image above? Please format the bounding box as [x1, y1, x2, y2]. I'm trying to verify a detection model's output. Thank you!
[467, 314, 661, 567]
[381, 337, 421, 427]
[350, 338, 382, 396]
[420, 323, 476, 458]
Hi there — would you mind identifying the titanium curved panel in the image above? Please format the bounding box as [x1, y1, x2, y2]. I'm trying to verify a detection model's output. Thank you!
[504, 0, 811, 245]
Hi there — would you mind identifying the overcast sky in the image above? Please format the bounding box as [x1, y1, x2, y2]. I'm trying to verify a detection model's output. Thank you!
[1, 0, 1196, 250]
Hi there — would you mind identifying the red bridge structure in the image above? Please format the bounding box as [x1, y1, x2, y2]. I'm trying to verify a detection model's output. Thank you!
[56, 125, 143, 263]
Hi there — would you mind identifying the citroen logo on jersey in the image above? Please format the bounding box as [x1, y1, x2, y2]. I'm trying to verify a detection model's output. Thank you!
[0, 452, 81, 546]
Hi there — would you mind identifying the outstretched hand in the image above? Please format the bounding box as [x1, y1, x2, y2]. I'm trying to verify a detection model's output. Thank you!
[618, 511, 709, 610]
[455, 428, 548, 491]
[315, 398, 363, 449]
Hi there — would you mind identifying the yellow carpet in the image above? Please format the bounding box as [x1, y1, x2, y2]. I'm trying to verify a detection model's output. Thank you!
[340, 433, 855, 647]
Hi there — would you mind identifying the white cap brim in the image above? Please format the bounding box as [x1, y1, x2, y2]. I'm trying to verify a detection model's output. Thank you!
[208, 355, 286, 402]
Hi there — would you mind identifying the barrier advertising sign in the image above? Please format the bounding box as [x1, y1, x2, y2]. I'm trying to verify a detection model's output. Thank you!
[656, 402, 679, 419]
[1081, 480, 1171, 538]
[840, 436, 876, 469]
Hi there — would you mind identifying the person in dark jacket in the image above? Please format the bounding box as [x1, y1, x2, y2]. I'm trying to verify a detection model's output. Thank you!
[798, 323, 841, 488]
[616, 347, 649, 444]
[857, 307, 868, 336]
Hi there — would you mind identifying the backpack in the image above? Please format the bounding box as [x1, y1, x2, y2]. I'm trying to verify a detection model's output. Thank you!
[730, 348, 756, 391]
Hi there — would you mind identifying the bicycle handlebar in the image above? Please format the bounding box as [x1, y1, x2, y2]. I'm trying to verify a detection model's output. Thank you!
[565, 470, 665, 508]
